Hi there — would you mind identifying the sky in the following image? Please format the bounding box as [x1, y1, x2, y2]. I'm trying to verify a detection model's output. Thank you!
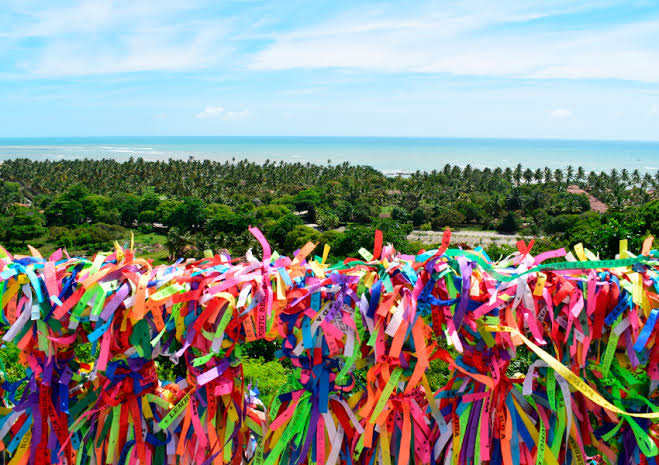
[1, 0, 659, 140]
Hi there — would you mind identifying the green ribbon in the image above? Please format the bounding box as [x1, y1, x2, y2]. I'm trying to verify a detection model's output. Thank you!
[599, 314, 623, 378]
[443, 248, 658, 282]
[370, 367, 403, 423]
[158, 391, 191, 430]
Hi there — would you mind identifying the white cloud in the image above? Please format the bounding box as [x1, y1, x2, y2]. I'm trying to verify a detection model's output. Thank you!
[27, 33, 225, 77]
[652, 104, 658, 114]
[7, 0, 659, 83]
[6, 0, 229, 76]
[195, 106, 249, 120]
[156, 112, 167, 120]
[224, 109, 249, 120]
[249, 3, 659, 83]
[196, 105, 225, 118]
[551, 108, 573, 118]
[5, 0, 205, 38]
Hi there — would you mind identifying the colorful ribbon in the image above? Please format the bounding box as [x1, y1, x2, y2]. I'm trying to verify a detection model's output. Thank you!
[0, 231, 658, 465]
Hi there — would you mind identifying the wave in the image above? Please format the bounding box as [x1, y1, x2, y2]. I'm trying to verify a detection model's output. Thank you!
[100, 146, 154, 150]
[0, 145, 91, 150]
[106, 149, 157, 154]
[382, 169, 414, 177]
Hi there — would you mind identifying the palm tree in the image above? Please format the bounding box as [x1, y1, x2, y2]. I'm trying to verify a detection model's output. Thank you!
[610, 169, 619, 185]
[610, 184, 626, 211]
[643, 173, 653, 192]
[621, 169, 630, 185]
[463, 164, 473, 179]
[533, 168, 543, 184]
[544, 167, 553, 184]
[566, 165, 574, 185]
[513, 164, 523, 186]
[503, 167, 513, 184]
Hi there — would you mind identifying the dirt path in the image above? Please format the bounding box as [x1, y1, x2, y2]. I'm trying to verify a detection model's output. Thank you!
[408, 229, 526, 247]
[566, 185, 608, 213]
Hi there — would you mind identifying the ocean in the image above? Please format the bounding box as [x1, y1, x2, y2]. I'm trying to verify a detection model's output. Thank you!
[0, 136, 658, 175]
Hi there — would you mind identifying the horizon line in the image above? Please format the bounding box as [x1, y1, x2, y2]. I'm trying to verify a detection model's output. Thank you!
[1, 135, 659, 144]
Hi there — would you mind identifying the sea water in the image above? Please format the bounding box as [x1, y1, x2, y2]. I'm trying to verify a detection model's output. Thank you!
[0, 136, 657, 175]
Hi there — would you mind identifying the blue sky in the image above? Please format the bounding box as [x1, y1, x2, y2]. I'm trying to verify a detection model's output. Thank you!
[1, 0, 659, 139]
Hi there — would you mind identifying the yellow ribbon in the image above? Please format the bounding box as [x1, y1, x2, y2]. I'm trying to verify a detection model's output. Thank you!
[485, 325, 659, 419]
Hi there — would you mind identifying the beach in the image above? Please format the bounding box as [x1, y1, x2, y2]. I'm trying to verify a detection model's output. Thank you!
[1, 136, 659, 174]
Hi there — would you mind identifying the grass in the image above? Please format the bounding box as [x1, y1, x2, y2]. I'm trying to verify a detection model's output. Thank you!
[453, 225, 489, 231]
[133, 232, 167, 245]
[5, 231, 170, 264]
[132, 232, 169, 265]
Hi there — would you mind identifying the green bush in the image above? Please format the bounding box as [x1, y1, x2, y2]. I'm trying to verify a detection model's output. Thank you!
[0, 342, 26, 383]
[3, 206, 47, 246]
[497, 211, 520, 233]
[431, 210, 465, 230]
[331, 219, 411, 258]
[242, 357, 292, 406]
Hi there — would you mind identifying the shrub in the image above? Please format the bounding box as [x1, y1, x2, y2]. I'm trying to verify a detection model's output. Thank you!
[497, 212, 520, 233]
[242, 358, 292, 406]
[431, 210, 465, 230]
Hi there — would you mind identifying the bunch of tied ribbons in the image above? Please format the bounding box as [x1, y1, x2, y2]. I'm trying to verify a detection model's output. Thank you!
[0, 227, 658, 465]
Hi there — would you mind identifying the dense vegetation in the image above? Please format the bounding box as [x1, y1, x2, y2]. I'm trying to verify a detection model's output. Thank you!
[0, 157, 656, 404]
[0, 158, 656, 261]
